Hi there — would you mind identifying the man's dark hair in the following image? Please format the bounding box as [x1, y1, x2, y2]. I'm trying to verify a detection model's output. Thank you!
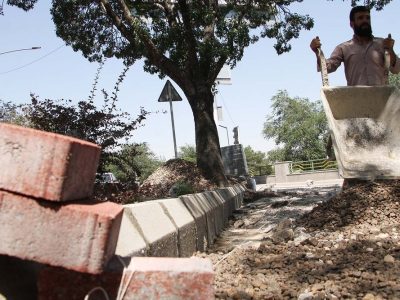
[350, 6, 370, 21]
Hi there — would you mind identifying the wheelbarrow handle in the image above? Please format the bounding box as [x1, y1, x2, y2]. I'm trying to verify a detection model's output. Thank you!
[384, 33, 391, 84]
[317, 47, 330, 87]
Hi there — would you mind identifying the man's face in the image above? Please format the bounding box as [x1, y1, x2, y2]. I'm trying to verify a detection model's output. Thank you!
[351, 11, 372, 37]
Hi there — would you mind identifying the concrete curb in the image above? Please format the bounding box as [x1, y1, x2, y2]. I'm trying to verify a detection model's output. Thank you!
[156, 198, 197, 257]
[123, 202, 179, 257]
[115, 184, 245, 259]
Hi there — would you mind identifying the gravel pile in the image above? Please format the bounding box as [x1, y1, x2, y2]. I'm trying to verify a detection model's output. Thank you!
[197, 181, 400, 299]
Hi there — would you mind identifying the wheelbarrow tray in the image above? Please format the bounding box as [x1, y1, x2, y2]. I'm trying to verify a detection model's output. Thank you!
[321, 86, 400, 179]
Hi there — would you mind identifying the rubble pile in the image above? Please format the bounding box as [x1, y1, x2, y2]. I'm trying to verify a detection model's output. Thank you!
[201, 182, 400, 299]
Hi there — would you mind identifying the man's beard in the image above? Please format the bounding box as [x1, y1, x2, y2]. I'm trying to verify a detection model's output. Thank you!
[354, 23, 372, 37]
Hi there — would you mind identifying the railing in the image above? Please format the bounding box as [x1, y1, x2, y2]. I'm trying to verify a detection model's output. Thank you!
[249, 164, 275, 176]
[289, 158, 338, 174]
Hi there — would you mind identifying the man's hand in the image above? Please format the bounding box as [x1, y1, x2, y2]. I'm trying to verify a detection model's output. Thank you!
[383, 33, 394, 51]
[383, 34, 397, 67]
[310, 36, 321, 54]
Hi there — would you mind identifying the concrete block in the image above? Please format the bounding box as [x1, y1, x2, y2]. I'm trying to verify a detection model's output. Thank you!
[193, 193, 217, 246]
[124, 202, 178, 257]
[208, 190, 229, 226]
[180, 194, 207, 252]
[217, 188, 235, 216]
[228, 186, 241, 210]
[156, 198, 197, 257]
[0, 191, 123, 274]
[203, 191, 224, 235]
[115, 209, 148, 258]
[0, 123, 100, 202]
[37, 257, 214, 300]
[234, 184, 245, 206]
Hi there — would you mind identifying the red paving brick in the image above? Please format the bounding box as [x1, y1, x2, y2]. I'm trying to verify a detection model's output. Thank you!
[125, 257, 215, 299]
[38, 257, 214, 300]
[0, 123, 100, 201]
[0, 190, 123, 274]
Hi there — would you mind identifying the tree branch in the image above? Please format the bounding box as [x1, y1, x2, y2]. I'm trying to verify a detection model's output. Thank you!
[161, 0, 177, 28]
[177, 0, 199, 74]
[98, 0, 188, 89]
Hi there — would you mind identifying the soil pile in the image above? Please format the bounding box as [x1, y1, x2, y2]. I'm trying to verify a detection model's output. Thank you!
[296, 180, 400, 231]
[138, 159, 218, 199]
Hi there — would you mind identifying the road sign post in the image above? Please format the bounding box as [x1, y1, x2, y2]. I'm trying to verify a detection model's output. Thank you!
[158, 80, 182, 159]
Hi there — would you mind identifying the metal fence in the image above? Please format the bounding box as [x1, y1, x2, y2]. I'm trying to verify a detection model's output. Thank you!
[289, 158, 338, 174]
[250, 164, 275, 176]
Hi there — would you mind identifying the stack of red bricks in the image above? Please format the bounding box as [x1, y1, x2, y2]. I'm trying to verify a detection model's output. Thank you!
[0, 123, 214, 299]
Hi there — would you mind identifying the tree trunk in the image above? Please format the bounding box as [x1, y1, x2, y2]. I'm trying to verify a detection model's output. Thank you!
[187, 89, 228, 187]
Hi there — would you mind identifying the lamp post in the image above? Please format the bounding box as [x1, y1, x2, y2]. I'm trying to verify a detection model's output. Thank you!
[0, 47, 41, 56]
[218, 125, 230, 145]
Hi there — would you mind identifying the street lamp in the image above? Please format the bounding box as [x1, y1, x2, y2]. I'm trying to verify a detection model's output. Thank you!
[218, 125, 230, 145]
[0, 47, 41, 56]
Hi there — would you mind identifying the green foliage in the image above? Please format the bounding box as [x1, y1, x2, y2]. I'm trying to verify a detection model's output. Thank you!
[263, 90, 329, 162]
[1, 0, 38, 14]
[107, 143, 164, 185]
[178, 144, 197, 164]
[389, 72, 400, 89]
[0, 100, 29, 126]
[172, 181, 194, 197]
[50, 1, 314, 72]
[24, 63, 150, 173]
[244, 145, 272, 176]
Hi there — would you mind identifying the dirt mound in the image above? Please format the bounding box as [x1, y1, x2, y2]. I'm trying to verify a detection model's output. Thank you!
[138, 159, 218, 199]
[296, 180, 400, 231]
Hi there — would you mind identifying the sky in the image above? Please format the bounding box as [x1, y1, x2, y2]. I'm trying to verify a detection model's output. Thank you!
[1, 1, 400, 160]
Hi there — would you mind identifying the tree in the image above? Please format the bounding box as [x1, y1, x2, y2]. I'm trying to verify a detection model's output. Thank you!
[263, 90, 329, 162]
[107, 143, 164, 185]
[243, 145, 272, 176]
[178, 144, 197, 163]
[8, 1, 393, 186]
[47, 0, 317, 187]
[0, 100, 29, 126]
[1, 0, 38, 14]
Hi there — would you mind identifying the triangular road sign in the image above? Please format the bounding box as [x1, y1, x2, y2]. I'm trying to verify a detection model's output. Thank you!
[158, 80, 183, 102]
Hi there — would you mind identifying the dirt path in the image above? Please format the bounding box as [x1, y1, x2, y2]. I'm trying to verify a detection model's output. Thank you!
[195, 183, 400, 300]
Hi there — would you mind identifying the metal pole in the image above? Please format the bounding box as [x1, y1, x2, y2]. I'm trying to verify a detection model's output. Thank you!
[0, 47, 41, 56]
[218, 125, 229, 145]
[169, 99, 178, 158]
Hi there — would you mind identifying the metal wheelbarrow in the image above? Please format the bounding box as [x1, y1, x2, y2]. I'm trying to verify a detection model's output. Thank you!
[317, 45, 400, 180]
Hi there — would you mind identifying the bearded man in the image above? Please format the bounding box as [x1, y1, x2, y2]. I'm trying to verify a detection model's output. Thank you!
[310, 5, 400, 86]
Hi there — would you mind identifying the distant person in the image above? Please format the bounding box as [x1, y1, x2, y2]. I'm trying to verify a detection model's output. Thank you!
[310, 5, 400, 85]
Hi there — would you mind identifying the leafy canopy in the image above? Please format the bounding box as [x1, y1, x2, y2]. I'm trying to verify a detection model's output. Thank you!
[48, 0, 316, 87]
[107, 143, 164, 184]
[243, 145, 272, 176]
[263, 90, 329, 162]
